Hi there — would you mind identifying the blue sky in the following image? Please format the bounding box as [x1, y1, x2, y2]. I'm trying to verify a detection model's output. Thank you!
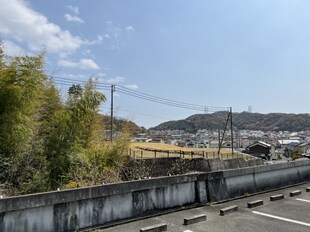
[1, 0, 310, 128]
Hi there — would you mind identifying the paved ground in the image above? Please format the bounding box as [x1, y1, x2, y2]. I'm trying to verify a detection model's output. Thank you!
[99, 183, 310, 232]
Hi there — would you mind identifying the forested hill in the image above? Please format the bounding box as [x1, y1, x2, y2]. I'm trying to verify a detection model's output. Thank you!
[100, 115, 144, 133]
[151, 112, 310, 132]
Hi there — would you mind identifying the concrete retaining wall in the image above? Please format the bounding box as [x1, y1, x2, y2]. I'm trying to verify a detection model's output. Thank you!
[141, 157, 263, 176]
[0, 160, 310, 231]
[0, 174, 205, 232]
[206, 160, 310, 201]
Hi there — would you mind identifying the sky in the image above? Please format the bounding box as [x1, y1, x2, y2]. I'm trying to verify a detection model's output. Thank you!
[1, 0, 310, 128]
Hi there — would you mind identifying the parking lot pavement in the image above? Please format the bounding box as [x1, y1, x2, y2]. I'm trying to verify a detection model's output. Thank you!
[99, 183, 310, 232]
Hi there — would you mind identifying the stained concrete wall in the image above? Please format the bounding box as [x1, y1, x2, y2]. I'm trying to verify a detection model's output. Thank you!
[0, 160, 310, 231]
[206, 160, 310, 202]
[141, 157, 263, 176]
[0, 174, 204, 232]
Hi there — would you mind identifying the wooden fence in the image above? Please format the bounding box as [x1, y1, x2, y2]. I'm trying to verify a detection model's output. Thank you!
[128, 147, 254, 160]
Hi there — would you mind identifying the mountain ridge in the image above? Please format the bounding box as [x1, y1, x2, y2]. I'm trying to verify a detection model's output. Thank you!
[150, 112, 310, 132]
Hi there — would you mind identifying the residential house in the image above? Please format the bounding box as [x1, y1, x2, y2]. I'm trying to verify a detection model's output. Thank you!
[245, 141, 271, 159]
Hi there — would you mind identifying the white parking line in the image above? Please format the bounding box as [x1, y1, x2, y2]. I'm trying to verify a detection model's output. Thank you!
[252, 211, 310, 227]
[295, 198, 310, 203]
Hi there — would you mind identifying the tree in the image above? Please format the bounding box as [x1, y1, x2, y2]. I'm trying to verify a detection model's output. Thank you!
[46, 79, 106, 188]
[0, 47, 56, 194]
[0, 44, 134, 195]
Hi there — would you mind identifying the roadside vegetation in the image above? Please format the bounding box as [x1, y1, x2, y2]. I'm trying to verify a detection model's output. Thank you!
[0, 43, 132, 196]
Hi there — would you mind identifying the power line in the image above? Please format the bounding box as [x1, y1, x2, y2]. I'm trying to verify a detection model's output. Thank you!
[117, 108, 175, 121]
[116, 85, 228, 111]
[116, 87, 228, 112]
[117, 86, 208, 108]
[50, 75, 229, 112]
[52, 76, 111, 91]
[51, 75, 233, 144]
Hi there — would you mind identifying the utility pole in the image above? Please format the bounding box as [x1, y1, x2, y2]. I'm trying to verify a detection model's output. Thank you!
[230, 107, 234, 154]
[110, 85, 115, 142]
[218, 112, 230, 155]
[218, 129, 221, 149]
[218, 108, 234, 155]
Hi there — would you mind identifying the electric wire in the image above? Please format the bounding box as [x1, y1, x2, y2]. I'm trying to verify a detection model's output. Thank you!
[50, 75, 229, 112]
[116, 86, 228, 112]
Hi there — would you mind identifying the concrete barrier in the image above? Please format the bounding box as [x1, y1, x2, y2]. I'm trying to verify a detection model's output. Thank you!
[0, 160, 309, 231]
[206, 160, 310, 202]
[247, 200, 264, 208]
[290, 190, 302, 197]
[184, 214, 207, 225]
[140, 223, 167, 232]
[220, 205, 238, 216]
[0, 174, 205, 232]
[270, 194, 285, 201]
[141, 157, 263, 177]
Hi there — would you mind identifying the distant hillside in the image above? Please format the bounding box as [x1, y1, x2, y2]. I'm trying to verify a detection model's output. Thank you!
[100, 115, 145, 134]
[151, 112, 310, 132]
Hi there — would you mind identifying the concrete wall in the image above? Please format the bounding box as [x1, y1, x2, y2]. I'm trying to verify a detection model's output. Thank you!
[141, 157, 263, 176]
[206, 160, 310, 202]
[0, 174, 205, 232]
[0, 160, 310, 231]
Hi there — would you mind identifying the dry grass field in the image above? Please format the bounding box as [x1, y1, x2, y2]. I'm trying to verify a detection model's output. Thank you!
[129, 142, 253, 160]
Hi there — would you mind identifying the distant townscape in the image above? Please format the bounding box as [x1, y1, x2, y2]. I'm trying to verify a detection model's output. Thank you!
[131, 111, 310, 160]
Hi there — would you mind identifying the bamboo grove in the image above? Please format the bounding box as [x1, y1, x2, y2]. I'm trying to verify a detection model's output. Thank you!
[0, 44, 134, 196]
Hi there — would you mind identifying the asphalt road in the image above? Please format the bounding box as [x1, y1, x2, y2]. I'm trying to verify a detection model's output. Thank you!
[99, 183, 310, 232]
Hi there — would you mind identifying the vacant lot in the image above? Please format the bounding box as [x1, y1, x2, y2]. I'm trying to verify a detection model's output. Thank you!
[130, 142, 252, 160]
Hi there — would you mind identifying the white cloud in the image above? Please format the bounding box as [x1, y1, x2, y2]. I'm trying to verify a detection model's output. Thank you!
[125, 26, 135, 32]
[2, 40, 25, 56]
[105, 21, 122, 38]
[102, 21, 135, 50]
[107, 76, 126, 84]
[83, 35, 103, 45]
[80, 59, 99, 70]
[58, 59, 77, 68]
[0, 0, 83, 54]
[58, 58, 100, 70]
[64, 14, 84, 23]
[67, 73, 87, 79]
[82, 49, 96, 60]
[97, 35, 103, 43]
[125, 84, 139, 90]
[67, 5, 79, 15]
